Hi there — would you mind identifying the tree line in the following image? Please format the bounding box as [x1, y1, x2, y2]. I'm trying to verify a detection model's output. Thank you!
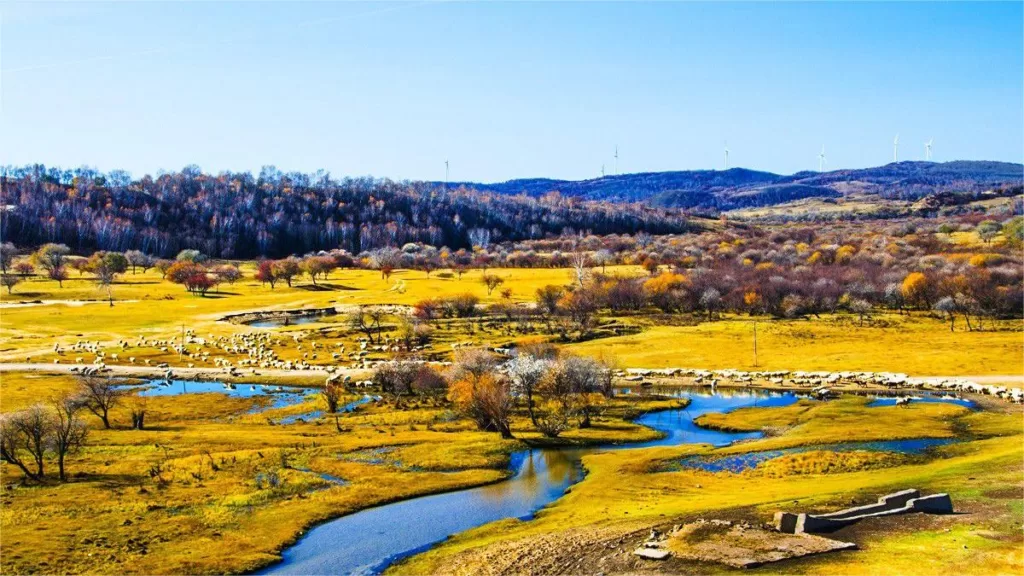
[0, 165, 694, 259]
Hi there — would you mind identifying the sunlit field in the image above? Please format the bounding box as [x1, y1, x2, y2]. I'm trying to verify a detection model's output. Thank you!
[1, 259, 1021, 575]
[3, 265, 1018, 377]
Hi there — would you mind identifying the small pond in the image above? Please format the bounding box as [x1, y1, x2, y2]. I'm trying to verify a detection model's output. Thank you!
[248, 315, 337, 328]
[123, 380, 313, 411]
[676, 437, 957, 474]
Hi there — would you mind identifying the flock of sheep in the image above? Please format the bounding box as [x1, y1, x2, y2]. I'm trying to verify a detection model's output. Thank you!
[619, 367, 1024, 404]
[43, 333, 1023, 405]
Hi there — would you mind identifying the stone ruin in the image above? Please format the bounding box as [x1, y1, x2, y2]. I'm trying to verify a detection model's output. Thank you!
[775, 489, 954, 534]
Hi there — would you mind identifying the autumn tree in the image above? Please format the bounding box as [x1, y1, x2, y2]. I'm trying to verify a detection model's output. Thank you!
[349, 306, 385, 344]
[643, 272, 689, 313]
[699, 288, 722, 320]
[542, 356, 608, 429]
[301, 256, 332, 285]
[32, 243, 70, 287]
[901, 272, 935, 310]
[373, 360, 435, 406]
[481, 273, 504, 295]
[447, 373, 513, 438]
[125, 250, 155, 274]
[155, 259, 174, 278]
[321, 381, 343, 413]
[255, 260, 277, 288]
[592, 249, 613, 273]
[976, 220, 1001, 244]
[213, 264, 243, 287]
[175, 249, 207, 263]
[166, 261, 214, 295]
[88, 251, 128, 306]
[272, 257, 301, 287]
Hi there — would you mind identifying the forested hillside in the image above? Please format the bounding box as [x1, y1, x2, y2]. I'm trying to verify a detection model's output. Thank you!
[448, 161, 1023, 209]
[0, 165, 694, 258]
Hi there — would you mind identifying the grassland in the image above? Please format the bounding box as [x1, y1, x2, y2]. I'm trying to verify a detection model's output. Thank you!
[2, 264, 1022, 575]
[567, 314, 1022, 376]
[394, 398, 1023, 575]
[3, 266, 1018, 378]
[0, 365, 683, 575]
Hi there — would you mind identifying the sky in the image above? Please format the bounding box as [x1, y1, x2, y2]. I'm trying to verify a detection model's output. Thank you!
[2, 1, 1022, 183]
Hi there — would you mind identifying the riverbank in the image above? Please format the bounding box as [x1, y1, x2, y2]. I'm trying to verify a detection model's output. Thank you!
[0, 372, 687, 576]
[392, 396, 1023, 576]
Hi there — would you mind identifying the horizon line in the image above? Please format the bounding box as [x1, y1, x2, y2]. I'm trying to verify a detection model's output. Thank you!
[3, 159, 1022, 185]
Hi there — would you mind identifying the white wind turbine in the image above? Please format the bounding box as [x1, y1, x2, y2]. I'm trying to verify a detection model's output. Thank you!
[893, 134, 900, 162]
[818, 146, 826, 172]
[925, 138, 933, 161]
[724, 142, 730, 170]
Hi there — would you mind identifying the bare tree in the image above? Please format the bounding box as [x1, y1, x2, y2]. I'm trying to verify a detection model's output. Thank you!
[0, 405, 51, 480]
[51, 395, 89, 481]
[1, 274, 20, 294]
[349, 306, 384, 344]
[569, 247, 590, 288]
[129, 396, 148, 430]
[125, 250, 155, 274]
[79, 376, 123, 429]
[850, 299, 872, 326]
[504, 354, 550, 426]
[0, 242, 16, 274]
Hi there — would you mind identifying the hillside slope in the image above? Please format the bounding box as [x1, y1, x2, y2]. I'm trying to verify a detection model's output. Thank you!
[443, 161, 1022, 210]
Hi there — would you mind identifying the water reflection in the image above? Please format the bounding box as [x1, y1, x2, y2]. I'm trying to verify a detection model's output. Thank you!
[123, 380, 311, 410]
[248, 315, 336, 328]
[678, 437, 957, 473]
[260, 387, 799, 575]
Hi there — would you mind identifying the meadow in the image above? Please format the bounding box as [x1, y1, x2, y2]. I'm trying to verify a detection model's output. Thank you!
[1, 260, 1022, 575]
[394, 398, 1023, 575]
[2, 265, 1019, 376]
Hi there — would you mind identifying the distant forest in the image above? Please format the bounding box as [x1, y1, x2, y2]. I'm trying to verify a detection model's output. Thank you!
[0, 165, 695, 259]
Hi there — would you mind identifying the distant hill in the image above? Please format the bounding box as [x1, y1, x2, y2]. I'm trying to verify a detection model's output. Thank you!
[439, 161, 1023, 210]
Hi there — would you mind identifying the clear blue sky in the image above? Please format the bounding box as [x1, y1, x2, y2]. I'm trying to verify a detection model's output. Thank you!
[2, 1, 1022, 182]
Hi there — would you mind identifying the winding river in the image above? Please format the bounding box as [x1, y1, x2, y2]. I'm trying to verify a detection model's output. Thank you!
[258, 388, 801, 575]
[122, 381, 966, 575]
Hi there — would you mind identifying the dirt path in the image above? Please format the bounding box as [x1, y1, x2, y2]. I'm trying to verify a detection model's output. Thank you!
[0, 362, 369, 383]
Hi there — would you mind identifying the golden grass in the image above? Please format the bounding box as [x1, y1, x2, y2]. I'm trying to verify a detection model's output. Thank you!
[566, 314, 1023, 375]
[394, 399, 1023, 576]
[0, 370, 683, 575]
[0, 371, 81, 412]
[698, 397, 966, 451]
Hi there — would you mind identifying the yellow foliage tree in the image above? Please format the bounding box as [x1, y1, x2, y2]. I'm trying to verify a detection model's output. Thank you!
[901, 272, 933, 309]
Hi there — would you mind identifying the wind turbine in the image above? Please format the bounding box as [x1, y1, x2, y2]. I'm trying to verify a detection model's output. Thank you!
[601, 164, 605, 178]
[444, 159, 449, 189]
[893, 134, 900, 163]
[925, 139, 933, 161]
[614, 145, 619, 175]
[818, 146, 826, 172]
[724, 142, 730, 170]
